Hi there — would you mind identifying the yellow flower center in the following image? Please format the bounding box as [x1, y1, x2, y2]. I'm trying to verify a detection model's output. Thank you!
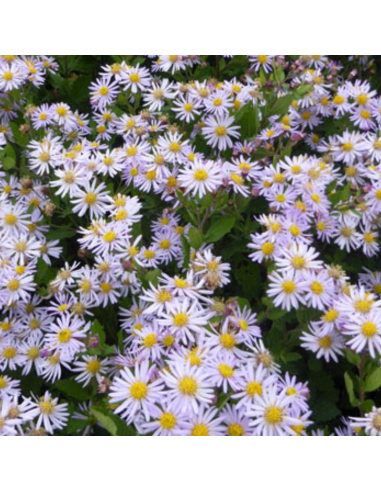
[103, 231, 116, 243]
[311, 281, 324, 295]
[265, 406, 282, 424]
[144, 333, 157, 348]
[160, 413, 177, 430]
[87, 360, 101, 374]
[220, 333, 235, 349]
[8, 280, 20, 291]
[247, 382, 262, 397]
[261, 242, 274, 256]
[173, 313, 188, 327]
[218, 364, 234, 378]
[319, 336, 332, 349]
[179, 377, 197, 395]
[194, 169, 208, 181]
[362, 322, 377, 338]
[85, 192, 97, 205]
[191, 424, 209, 436]
[283, 281, 296, 294]
[4, 213, 17, 225]
[58, 329, 71, 344]
[130, 381, 148, 400]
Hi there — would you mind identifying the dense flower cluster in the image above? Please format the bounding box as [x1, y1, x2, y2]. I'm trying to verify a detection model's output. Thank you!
[1, 55, 381, 436]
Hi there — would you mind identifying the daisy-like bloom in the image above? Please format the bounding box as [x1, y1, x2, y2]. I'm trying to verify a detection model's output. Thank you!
[232, 363, 277, 410]
[249, 55, 275, 73]
[89, 77, 119, 109]
[159, 272, 211, 303]
[332, 131, 364, 165]
[0, 63, 24, 91]
[267, 271, 306, 311]
[204, 89, 234, 116]
[44, 315, 90, 362]
[157, 298, 211, 343]
[1, 271, 36, 305]
[334, 215, 362, 252]
[51, 163, 87, 198]
[71, 181, 110, 219]
[109, 360, 165, 424]
[343, 310, 381, 359]
[30, 390, 69, 435]
[0, 373, 20, 398]
[274, 242, 322, 276]
[248, 234, 278, 264]
[247, 386, 302, 436]
[350, 407, 381, 436]
[205, 352, 241, 393]
[183, 405, 226, 436]
[220, 404, 252, 436]
[172, 95, 201, 123]
[178, 158, 223, 198]
[163, 360, 214, 414]
[2, 233, 42, 265]
[133, 324, 165, 362]
[337, 285, 381, 317]
[0, 203, 30, 238]
[300, 322, 345, 362]
[193, 249, 231, 289]
[202, 115, 240, 151]
[0, 343, 25, 371]
[140, 401, 188, 436]
[21, 333, 45, 376]
[0, 395, 22, 436]
[28, 136, 63, 175]
[300, 270, 335, 311]
[278, 373, 310, 414]
[40, 353, 71, 384]
[73, 355, 109, 387]
[143, 78, 175, 111]
[121, 64, 151, 94]
[224, 305, 261, 344]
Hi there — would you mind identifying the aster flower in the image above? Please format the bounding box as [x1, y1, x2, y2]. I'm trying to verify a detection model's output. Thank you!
[109, 360, 165, 424]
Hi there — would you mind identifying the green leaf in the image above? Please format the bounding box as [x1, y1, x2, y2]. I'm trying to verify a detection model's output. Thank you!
[55, 380, 92, 402]
[340, 182, 351, 202]
[9, 121, 29, 146]
[237, 297, 250, 310]
[91, 319, 106, 346]
[47, 228, 76, 240]
[268, 308, 287, 321]
[35, 258, 57, 286]
[187, 227, 203, 250]
[364, 367, 381, 393]
[91, 406, 136, 436]
[235, 103, 259, 139]
[268, 94, 295, 117]
[180, 236, 191, 270]
[204, 216, 235, 243]
[344, 372, 360, 407]
[345, 350, 361, 368]
[2, 156, 16, 170]
[145, 268, 161, 287]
